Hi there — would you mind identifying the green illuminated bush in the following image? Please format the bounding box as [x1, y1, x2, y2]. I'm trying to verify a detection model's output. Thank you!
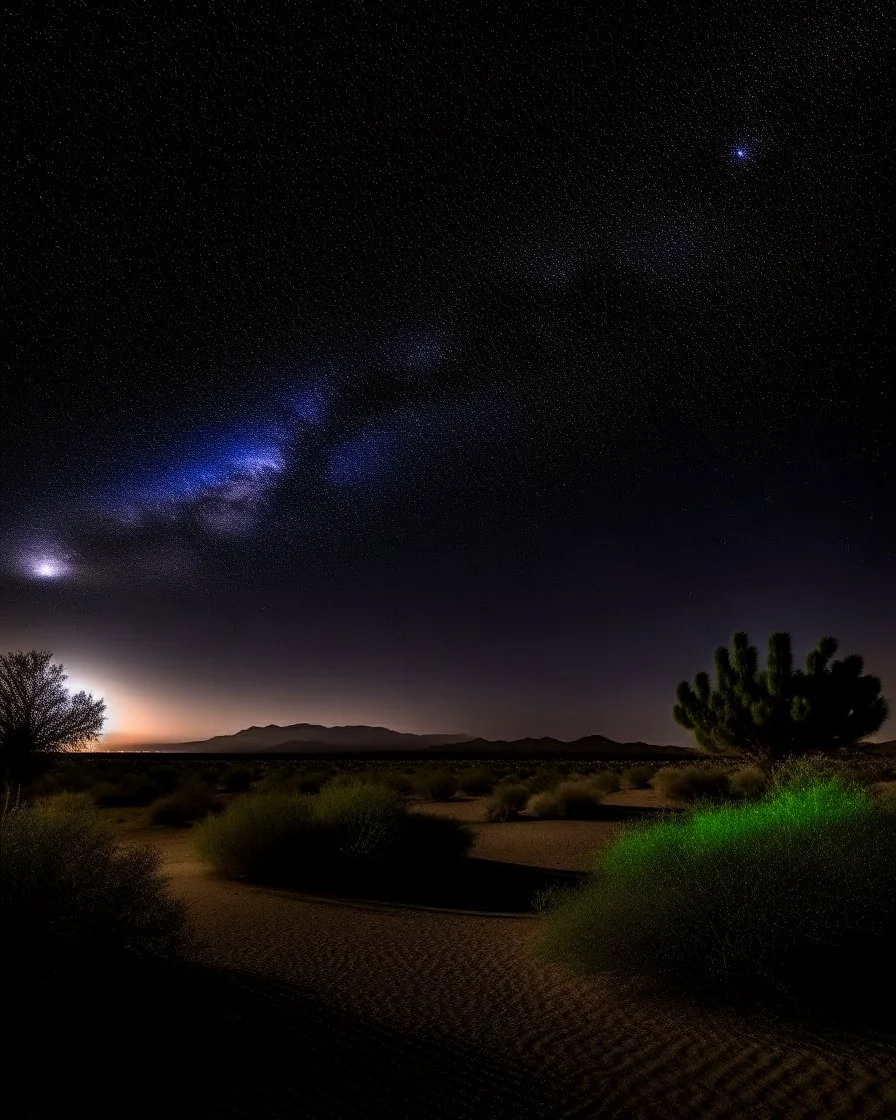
[194, 780, 473, 884]
[537, 775, 896, 1009]
[0, 796, 188, 969]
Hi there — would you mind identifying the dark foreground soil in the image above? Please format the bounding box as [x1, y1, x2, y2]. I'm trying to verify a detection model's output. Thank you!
[12, 796, 896, 1119]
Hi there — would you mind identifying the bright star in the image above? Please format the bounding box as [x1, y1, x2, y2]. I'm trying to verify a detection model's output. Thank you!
[31, 556, 67, 580]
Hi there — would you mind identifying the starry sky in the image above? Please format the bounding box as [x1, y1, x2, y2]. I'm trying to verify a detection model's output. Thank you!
[2, 3, 893, 745]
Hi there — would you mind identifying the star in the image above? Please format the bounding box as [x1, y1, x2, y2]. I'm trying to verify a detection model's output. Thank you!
[29, 555, 69, 580]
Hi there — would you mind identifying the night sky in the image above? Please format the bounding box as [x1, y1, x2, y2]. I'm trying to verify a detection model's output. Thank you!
[2, 4, 893, 746]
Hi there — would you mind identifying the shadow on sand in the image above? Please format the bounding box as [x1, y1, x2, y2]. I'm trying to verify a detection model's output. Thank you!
[285, 857, 588, 914]
[13, 959, 564, 1120]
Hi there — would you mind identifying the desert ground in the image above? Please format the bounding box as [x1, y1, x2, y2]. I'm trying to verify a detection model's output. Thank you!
[104, 789, 896, 1120]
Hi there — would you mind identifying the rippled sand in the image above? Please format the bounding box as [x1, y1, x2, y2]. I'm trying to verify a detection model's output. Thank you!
[116, 797, 896, 1119]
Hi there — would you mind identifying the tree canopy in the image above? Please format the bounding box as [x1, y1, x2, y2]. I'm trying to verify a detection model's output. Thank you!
[673, 632, 888, 771]
[0, 650, 106, 790]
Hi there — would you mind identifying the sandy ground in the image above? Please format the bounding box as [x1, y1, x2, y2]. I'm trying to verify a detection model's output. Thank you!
[113, 799, 896, 1119]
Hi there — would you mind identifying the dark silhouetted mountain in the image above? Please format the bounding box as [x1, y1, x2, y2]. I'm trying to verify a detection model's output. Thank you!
[128, 723, 472, 753]
[431, 735, 696, 758]
[120, 724, 695, 757]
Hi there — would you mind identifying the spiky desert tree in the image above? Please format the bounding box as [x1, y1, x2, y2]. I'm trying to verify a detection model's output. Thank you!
[0, 650, 105, 797]
[673, 632, 888, 772]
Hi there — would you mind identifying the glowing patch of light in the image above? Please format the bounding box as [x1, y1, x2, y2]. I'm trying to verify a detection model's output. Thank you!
[27, 554, 70, 580]
[229, 447, 286, 477]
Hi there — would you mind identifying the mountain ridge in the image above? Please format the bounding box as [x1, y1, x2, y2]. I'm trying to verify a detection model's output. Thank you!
[112, 722, 694, 756]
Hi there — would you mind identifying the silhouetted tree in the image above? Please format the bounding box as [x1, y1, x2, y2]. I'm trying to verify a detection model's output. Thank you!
[0, 650, 106, 797]
[673, 632, 888, 772]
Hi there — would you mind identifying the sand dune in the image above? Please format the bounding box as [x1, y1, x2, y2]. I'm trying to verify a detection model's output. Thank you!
[119, 805, 896, 1119]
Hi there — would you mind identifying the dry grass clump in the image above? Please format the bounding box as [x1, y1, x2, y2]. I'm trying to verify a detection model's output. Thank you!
[620, 765, 655, 790]
[589, 770, 622, 796]
[525, 767, 564, 793]
[651, 765, 731, 802]
[728, 765, 768, 800]
[411, 769, 458, 801]
[256, 766, 334, 795]
[149, 782, 222, 827]
[455, 766, 497, 796]
[92, 770, 177, 808]
[1, 795, 188, 969]
[194, 779, 473, 884]
[526, 778, 608, 820]
[324, 769, 413, 795]
[484, 781, 531, 822]
[219, 763, 256, 793]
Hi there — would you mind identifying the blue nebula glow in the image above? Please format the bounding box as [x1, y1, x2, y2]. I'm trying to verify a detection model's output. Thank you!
[107, 434, 288, 539]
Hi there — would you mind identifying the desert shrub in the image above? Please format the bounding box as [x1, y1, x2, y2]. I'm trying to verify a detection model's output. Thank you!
[456, 766, 496, 796]
[194, 780, 472, 884]
[92, 774, 166, 808]
[537, 775, 896, 1011]
[728, 765, 768, 800]
[651, 765, 731, 803]
[256, 766, 331, 795]
[220, 763, 255, 793]
[412, 769, 458, 801]
[589, 770, 621, 796]
[194, 792, 320, 879]
[526, 778, 607, 820]
[484, 782, 531, 822]
[312, 782, 407, 857]
[149, 783, 221, 827]
[32, 760, 97, 796]
[526, 768, 563, 794]
[325, 769, 412, 796]
[1, 796, 188, 969]
[37, 791, 96, 814]
[149, 764, 182, 794]
[620, 765, 655, 790]
[380, 771, 414, 795]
